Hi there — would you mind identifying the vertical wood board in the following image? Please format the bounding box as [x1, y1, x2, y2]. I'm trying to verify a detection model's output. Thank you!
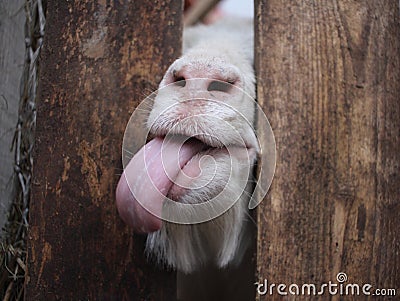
[255, 1, 399, 299]
[27, 1, 182, 299]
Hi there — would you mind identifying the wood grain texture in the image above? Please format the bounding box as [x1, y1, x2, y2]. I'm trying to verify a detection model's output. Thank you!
[26, 1, 182, 300]
[255, 1, 399, 300]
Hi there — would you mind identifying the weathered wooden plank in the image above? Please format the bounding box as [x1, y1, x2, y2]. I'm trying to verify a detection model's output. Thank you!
[255, 0, 399, 300]
[26, 1, 182, 299]
[0, 0, 25, 235]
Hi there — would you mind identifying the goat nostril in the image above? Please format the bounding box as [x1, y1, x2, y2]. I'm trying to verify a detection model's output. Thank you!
[172, 70, 186, 87]
[207, 80, 234, 93]
[174, 76, 186, 87]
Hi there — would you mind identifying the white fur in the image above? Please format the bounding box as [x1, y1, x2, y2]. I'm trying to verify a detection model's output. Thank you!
[145, 18, 256, 273]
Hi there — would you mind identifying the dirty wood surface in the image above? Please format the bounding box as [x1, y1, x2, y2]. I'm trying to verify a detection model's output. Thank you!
[26, 1, 182, 300]
[255, 1, 399, 300]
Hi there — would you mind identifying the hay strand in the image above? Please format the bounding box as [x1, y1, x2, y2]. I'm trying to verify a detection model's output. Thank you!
[0, 1, 46, 300]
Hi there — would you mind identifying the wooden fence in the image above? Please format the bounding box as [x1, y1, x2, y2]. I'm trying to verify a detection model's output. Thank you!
[27, 1, 399, 300]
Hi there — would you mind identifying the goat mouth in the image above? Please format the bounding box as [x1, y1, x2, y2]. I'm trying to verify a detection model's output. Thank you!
[152, 133, 255, 162]
[147, 102, 256, 149]
[147, 133, 255, 203]
[117, 131, 257, 228]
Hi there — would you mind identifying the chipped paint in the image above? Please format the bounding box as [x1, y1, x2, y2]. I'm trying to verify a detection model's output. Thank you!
[61, 156, 70, 181]
[37, 242, 52, 286]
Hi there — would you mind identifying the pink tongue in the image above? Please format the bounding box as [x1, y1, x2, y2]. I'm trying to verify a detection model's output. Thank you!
[116, 136, 204, 233]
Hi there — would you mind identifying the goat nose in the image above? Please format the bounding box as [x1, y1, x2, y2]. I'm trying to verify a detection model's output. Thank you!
[162, 63, 240, 94]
